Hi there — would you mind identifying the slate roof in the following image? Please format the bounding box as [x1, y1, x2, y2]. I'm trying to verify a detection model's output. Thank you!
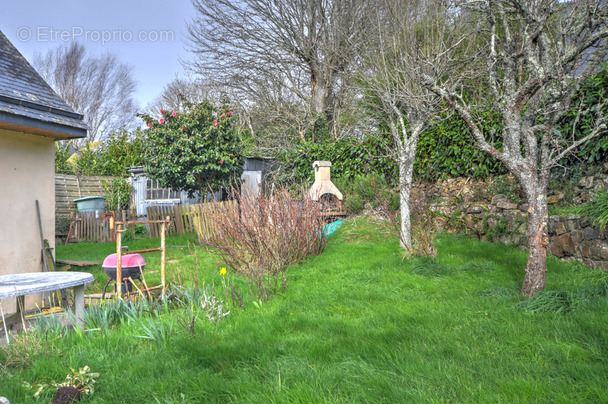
[0, 30, 87, 138]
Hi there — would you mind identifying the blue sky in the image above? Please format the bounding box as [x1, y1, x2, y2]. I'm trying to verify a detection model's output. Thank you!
[1, 0, 197, 109]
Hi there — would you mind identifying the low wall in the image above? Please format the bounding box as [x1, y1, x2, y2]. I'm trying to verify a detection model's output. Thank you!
[417, 174, 608, 269]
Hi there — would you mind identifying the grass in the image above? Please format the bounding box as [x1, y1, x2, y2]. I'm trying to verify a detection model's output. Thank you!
[2, 217, 608, 402]
[548, 205, 580, 216]
[55, 233, 203, 294]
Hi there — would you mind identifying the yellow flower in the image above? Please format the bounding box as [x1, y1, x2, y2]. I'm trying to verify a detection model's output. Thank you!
[220, 267, 227, 275]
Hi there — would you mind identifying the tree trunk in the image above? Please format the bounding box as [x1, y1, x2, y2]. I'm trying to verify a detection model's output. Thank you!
[398, 152, 415, 250]
[519, 171, 549, 296]
[399, 177, 412, 250]
[311, 71, 327, 116]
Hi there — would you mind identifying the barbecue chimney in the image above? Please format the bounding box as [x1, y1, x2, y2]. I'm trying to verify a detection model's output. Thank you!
[308, 161, 343, 201]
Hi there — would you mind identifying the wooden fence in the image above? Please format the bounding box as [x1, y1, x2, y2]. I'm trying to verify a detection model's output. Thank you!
[66, 210, 138, 243]
[56, 174, 118, 220]
[146, 201, 236, 238]
[65, 202, 237, 243]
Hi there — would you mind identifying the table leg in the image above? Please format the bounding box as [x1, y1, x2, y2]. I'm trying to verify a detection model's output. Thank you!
[73, 285, 85, 325]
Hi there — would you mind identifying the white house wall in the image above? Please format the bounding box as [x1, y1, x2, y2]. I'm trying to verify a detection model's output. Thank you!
[0, 129, 55, 312]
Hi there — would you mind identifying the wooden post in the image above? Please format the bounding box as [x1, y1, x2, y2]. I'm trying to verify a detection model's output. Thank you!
[160, 216, 168, 297]
[110, 215, 115, 242]
[116, 223, 123, 300]
[173, 205, 184, 235]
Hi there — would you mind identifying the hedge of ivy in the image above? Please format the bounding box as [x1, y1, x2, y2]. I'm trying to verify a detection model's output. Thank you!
[276, 68, 608, 185]
[273, 134, 400, 186]
[275, 113, 507, 185]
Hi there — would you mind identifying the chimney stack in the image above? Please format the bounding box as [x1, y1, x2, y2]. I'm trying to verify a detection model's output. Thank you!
[308, 161, 343, 201]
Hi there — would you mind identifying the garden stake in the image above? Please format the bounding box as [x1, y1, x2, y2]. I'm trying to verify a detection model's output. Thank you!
[36, 200, 50, 305]
[115, 219, 123, 300]
[17, 295, 27, 334]
[127, 277, 144, 298]
[138, 265, 153, 300]
[0, 300, 9, 344]
[161, 216, 168, 297]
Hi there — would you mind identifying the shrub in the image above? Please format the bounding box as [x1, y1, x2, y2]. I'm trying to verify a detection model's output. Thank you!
[140, 97, 244, 196]
[576, 190, 608, 229]
[55, 141, 73, 174]
[196, 186, 327, 303]
[273, 134, 398, 186]
[408, 189, 439, 257]
[103, 178, 133, 210]
[335, 173, 399, 215]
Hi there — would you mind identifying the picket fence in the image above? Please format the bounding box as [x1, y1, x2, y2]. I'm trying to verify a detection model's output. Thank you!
[146, 201, 237, 238]
[66, 202, 236, 243]
[66, 210, 139, 243]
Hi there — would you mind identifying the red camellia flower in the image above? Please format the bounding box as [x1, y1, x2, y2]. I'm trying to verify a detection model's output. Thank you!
[172, 111, 177, 117]
[220, 159, 224, 164]
[182, 126, 187, 130]
[221, 113, 225, 118]
[230, 154, 234, 157]
[147, 122, 152, 127]
[160, 108, 164, 114]
[160, 118, 165, 124]
[213, 120, 218, 126]
[228, 111, 233, 116]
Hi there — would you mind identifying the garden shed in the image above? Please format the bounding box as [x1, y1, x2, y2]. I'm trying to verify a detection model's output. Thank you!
[241, 156, 275, 197]
[128, 166, 201, 216]
[0, 31, 87, 311]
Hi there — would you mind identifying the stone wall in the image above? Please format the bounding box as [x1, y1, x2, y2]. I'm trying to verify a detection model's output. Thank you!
[548, 215, 608, 268]
[415, 173, 608, 269]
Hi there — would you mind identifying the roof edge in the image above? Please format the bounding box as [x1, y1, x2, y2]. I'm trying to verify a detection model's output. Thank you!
[0, 111, 87, 139]
[0, 94, 84, 121]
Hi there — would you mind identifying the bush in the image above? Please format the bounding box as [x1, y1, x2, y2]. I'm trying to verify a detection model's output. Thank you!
[55, 129, 146, 177]
[335, 173, 399, 215]
[272, 67, 608, 185]
[273, 135, 398, 186]
[196, 186, 327, 303]
[55, 141, 73, 175]
[55, 218, 71, 236]
[140, 97, 244, 196]
[408, 190, 439, 257]
[576, 190, 608, 229]
[103, 178, 133, 210]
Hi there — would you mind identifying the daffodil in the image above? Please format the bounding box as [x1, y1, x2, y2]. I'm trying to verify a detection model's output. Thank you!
[220, 267, 227, 275]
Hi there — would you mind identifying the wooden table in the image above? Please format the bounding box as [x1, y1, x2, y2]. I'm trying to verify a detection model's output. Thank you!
[0, 272, 94, 329]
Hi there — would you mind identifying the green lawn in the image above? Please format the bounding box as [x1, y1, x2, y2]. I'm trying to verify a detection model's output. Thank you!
[2, 217, 607, 402]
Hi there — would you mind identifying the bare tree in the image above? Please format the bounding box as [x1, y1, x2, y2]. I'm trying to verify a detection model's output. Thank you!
[33, 42, 139, 144]
[421, 0, 608, 296]
[144, 75, 216, 118]
[359, 0, 470, 250]
[186, 0, 366, 140]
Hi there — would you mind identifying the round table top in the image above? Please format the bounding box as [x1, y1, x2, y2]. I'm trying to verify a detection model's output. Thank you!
[0, 272, 94, 298]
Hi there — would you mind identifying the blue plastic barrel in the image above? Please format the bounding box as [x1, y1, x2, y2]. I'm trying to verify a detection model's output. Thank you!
[74, 196, 106, 213]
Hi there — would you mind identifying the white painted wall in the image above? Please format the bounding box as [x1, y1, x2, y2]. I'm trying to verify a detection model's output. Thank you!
[0, 129, 55, 313]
